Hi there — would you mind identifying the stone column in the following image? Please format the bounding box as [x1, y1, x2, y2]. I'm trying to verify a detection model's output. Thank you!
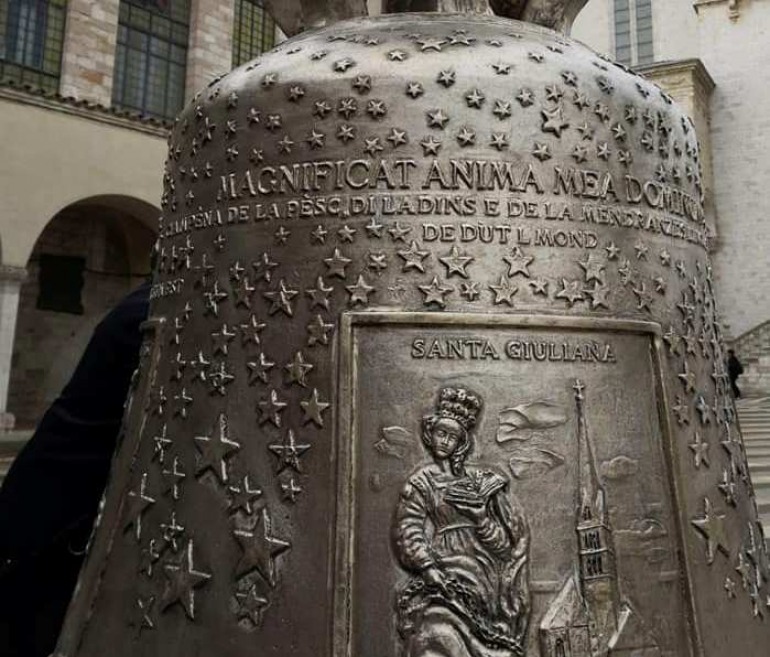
[185, 0, 236, 101]
[0, 266, 27, 431]
[59, 0, 121, 105]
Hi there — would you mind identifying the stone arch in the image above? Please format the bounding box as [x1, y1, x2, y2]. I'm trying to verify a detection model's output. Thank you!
[7, 195, 158, 429]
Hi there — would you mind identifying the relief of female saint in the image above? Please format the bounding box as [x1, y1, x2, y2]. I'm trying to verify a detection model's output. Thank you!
[392, 387, 530, 657]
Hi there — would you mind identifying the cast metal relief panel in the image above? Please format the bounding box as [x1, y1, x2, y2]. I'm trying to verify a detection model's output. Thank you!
[55, 8, 770, 657]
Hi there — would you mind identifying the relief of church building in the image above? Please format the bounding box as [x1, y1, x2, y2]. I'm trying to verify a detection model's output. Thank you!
[539, 383, 660, 657]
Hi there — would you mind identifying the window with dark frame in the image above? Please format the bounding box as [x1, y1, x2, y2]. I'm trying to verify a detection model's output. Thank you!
[0, 0, 67, 93]
[613, 0, 653, 67]
[232, 0, 275, 68]
[36, 254, 85, 315]
[112, 0, 190, 120]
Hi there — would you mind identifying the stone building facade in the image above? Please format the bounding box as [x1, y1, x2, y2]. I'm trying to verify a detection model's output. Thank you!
[0, 0, 768, 472]
[570, 0, 770, 394]
[0, 0, 282, 470]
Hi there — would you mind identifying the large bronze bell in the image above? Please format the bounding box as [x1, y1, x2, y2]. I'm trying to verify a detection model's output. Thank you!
[55, 2, 770, 656]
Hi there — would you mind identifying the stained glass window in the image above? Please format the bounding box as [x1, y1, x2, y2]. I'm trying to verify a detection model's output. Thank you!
[113, 0, 189, 120]
[0, 0, 67, 93]
[232, 0, 275, 68]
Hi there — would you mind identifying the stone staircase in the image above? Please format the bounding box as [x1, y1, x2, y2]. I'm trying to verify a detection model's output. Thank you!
[732, 320, 770, 398]
[737, 397, 770, 537]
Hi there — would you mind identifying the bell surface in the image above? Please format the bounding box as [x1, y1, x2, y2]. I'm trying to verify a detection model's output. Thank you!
[55, 10, 770, 657]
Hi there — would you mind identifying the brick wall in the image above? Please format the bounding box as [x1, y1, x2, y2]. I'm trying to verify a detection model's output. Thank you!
[59, 0, 120, 105]
[185, 0, 235, 101]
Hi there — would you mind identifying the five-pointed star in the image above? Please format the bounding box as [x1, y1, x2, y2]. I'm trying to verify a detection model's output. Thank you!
[578, 254, 606, 282]
[529, 279, 549, 297]
[596, 142, 611, 160]
[691, 497, 729, 565]
[456, 127, 476, 146]
[418, 276, 453, 308]
[503, 247, 534, 278]
[465, 89, 485, 108]
[490, 132, 509, 151]
[203, 281, 228, 317]
[338, 224, 356, 243]
[161, 540, 211, 620]
[532, 142, 551, 161]
[313, 100, 331, 118]
[162, 456, 186, 500]
[307, 314, 334, 347]
[436, 69, 456, 87]
[573, 91, 591, 110]
[257, 389, 287, 427]
[489, 275, 518, 306]
[459, 282, 481, 301]
[364, 137, 384, 155]
[576, 121, 594, 140]
[572, 144, 589, 163]
[301, 388, 330, 427]
[735, 552, 752, 590]
[352, 75, 371, 93]
[718, 468, 737, 506]
[235, 584, 269, 627]
[324, 248, 352, 278]
[346, 274, 375, 306]
[337, 123, 356, 143]
[406, 82, 424, 98]
[417, 37, 445, 52]
[131, 594, 156, 634]
[389, 221, 412, 242]
[493, 100, 512, 119]
[427, 109, 450, 129]
[516, 88, 535, 106]
[338, 98, 358, 118]
[492, 62, 511, 75]
[240, 314, 266, 347]
[334, 58, 355, 72]
[561, 70, 578, 86]
[585, 281, 610, 309]
[281, 476, 303, 503]
[604, 242, 620, 260]
[388, 128, 408, 147]
[678, 361, 697, 393]
[285, 351, 313, 387]
[124, 473, 156, 540]
[211, 323, 236, 355]
[556, 279, 585, 306]
[388, 49, 407, 61]
[247, 352, 274, 385]
[152, 424, 171, 464]
[252, 252, 278, 282]
[268, 429, 311, 474]
[306, 276, 333, 309]
[233, 509, 291, 584]
[368, 251, 388, 272]
[439, 245, 473, 278]
[194, 413, 240, 483]
[632, 283, 653, 311]
[449, 33, 475, 46]
[398, 241, 430, 272]
[420, 136, 442, 155]
[172, 388, 193, 419]
[672, 395, 690, 425]
[263, 279, 298, 317]
[688, 431, 710, 469]
[366, 100, 387, 119]
[306, 129, 325, 149]
[365, 217, 384, 238]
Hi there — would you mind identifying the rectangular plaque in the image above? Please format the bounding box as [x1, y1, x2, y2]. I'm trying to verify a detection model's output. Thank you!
[334, 313, 693, 657]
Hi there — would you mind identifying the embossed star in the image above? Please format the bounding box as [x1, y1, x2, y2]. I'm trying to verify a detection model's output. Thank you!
[465, 89, 485, 108]
[364, 137, 384, 155]
[490, 132, 509, 151]
[516, 88, 535, 107]
[503, 247, 534, 277]
[427, 109, 450, 129]
[257, 389, 287, 427]
[436, 69, 456, 87]
[194, 413, 240, 484]
[284, 351, 313, 387]
[124, 473, 156, 541]
[307, 314, 334, 347]
[233, 509, 290, 584]
[493, 100, 512, 119]
[301, 388, 330, 427]
[459, 282, 481, 301]
[492, 62, 511, 75]
[268, 430, 311, 474]
[346, 274, 375, 306]
[387, 128, 408, 147]
[691, 497, 729, 565]
[366, 99, 387, 119]
[596, 142, 611, 160]
[365, 218, 384, 238]
[419, 276, 453, 308]
[389, 222, 412, 242]
[160, 540, 211, 620]
[247, 353, 274, 385]
[388, 49, 408, 62]
[337, 123, 356, 142]
[324, 248, 352, 278]
[456, 127, 476, 146]
[306, 129, 325, 150]
[605, 242, 620, 260]
[555, 279, 584, 306]
[532, 142, 551, 161]
[406, 81, 424, 98]
[585, 281, 610, 309]
[235, 584, 269, 627]
[420, 136, 442, 155]
[572, 144, 589, 163]
[313, 100, 332, 118]
[333, 58, 355, 72]
[439, 246, 473, 278]
[489, 275, 518, 306]
[352, 75, 372, 94]
[252, 252, 278, 283]
[530, 279, 549, 297]
[263, 279, 298, 317]
[398, 241, 430, 272]
[672, 395, 690, 426]
[688, 432, 710, 469]
[338, 97, 358, 118]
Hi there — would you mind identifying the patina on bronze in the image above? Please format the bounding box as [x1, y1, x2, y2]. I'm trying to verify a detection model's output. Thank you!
[55, 2, 770, 656]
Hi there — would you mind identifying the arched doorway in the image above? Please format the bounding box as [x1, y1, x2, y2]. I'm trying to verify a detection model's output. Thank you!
[7, 196, 157, 429]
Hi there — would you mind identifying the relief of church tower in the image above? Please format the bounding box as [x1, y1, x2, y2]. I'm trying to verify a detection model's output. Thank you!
[539, 382, 660, 657]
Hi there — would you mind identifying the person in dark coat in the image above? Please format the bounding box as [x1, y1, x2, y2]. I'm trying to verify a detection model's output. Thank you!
[727, 349, 744, 399]
[0, 282, 149, 657]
